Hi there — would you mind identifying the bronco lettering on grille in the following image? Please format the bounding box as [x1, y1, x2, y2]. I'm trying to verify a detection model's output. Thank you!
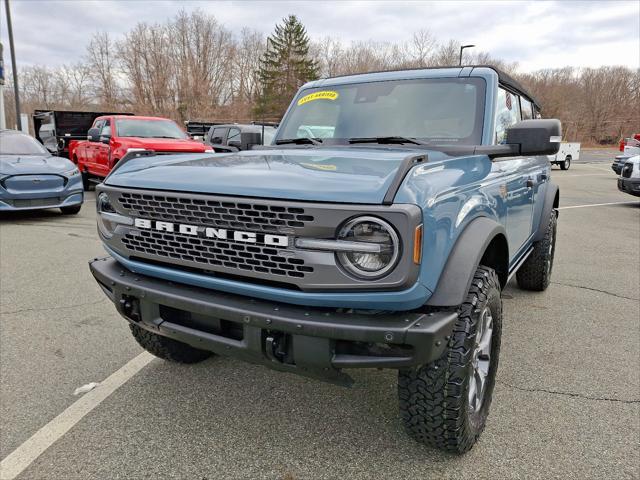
[133, 218, 289, 247]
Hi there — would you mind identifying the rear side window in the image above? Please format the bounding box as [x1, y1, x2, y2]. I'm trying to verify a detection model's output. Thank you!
[495, 88, 521, 143]
[520, 97, 533, 120]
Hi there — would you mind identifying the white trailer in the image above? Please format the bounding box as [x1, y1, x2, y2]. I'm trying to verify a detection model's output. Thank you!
[548, 142, 580, 170]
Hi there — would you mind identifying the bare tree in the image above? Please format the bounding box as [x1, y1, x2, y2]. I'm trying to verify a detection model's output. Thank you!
[86, 32, 119, 108]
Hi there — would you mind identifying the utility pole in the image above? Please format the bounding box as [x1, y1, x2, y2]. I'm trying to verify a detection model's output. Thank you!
[459, 44, 475, 66]
[4, 0, 21, 130]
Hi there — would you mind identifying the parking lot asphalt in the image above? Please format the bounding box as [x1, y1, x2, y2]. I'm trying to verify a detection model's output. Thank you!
[1, 161, 638, 480]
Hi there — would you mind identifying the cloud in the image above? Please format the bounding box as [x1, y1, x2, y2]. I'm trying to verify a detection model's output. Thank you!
[1, 0, 638, 72]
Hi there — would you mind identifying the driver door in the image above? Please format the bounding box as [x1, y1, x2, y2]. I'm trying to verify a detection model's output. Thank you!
[94, 119, 112, 178]
[495, 88, 535, 257]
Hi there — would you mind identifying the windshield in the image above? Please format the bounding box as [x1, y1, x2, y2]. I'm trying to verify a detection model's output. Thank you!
[115, 119, 188, 139]
[277, 78, 486, 145]
[0, 133, 49, 155]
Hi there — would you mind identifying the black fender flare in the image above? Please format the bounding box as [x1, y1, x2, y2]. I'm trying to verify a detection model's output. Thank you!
[426, 217, 507, 307]
[533, 182, 559, 242]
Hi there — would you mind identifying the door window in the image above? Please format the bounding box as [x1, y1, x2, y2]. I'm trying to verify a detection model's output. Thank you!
[101, 120, 112, 137]
[210, 127, 227, 144]
[494, 88, 521, 143]
[227, 128, 241, 144]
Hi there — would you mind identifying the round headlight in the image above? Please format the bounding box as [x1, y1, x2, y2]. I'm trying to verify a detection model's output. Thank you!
[97, 193, 116, 238]
[336, 216, 400, 279]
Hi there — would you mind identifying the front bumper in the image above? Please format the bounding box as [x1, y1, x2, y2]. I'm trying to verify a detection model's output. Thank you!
[0, 174, 83, 211]
[90, 257, 457, 386]
[618, 177, 640, 197]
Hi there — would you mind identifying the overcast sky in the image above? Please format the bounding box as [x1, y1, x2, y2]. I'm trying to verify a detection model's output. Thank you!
[1, 0, 638, 72]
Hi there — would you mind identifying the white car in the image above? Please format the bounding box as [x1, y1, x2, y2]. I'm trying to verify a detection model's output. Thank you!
[617, 155, 640, 197]
[547, 142, 580, 170]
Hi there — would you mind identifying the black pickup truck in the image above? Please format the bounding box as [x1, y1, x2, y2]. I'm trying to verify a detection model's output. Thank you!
[33, 110, 132, 158]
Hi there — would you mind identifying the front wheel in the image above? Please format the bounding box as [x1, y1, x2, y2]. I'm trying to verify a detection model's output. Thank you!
[130, 324, 213, 363]
[398, 266, 502, 453]
[560, 155, 571, 170]
[60, 205, 82, 215]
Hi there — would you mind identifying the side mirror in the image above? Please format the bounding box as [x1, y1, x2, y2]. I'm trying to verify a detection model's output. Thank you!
[211, 136, 223, 145]
[100, 135, 111, 144]
[227, 140, 241, 149]
[505, 119, 562, 156]
[87, 128, 101, 142]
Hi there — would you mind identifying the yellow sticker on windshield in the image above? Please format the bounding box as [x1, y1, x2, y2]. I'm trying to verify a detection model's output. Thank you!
[300, 163, 337, 171]
[297, 91, 339, 106]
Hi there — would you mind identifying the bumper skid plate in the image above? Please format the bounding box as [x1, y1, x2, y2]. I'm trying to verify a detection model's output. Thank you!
[90, 257, 457, 386]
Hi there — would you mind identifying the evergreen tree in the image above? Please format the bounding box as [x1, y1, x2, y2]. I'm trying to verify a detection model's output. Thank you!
[255, 15, 318, 119]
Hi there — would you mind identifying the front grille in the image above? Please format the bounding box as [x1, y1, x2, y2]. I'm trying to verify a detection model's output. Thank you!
[622, 164, 633, 178]
[118, 192, 315, 233]
[10, 197, 60, 208]
[122, 229, 314, 279]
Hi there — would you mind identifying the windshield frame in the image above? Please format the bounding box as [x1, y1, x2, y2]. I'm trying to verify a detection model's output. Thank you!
[0, 132, 50, 155]
[275, 76, 487, 147]
[115, 118, 188, 140]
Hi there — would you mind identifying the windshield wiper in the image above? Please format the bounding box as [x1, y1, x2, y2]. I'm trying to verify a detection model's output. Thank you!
[348, 136, 431, 146]
[275, 137, 322, 146]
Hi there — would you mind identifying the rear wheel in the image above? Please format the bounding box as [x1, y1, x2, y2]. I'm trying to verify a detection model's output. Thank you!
[60, 205, 82, 215]
[560, 155, 571, 170]
[81, 170, 92, 191]
[398, 266, 502, 454]
[516, 210, 557, 291]
[129, 324, 213, 363]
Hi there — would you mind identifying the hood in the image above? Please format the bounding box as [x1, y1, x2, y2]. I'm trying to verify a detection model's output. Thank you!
[105, 147, 432, 204]
[0, 154, 75, 176]
[120, 137, 208, 152]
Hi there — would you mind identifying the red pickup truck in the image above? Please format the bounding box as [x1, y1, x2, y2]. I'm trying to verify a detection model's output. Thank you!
[69, 115, 211, 190]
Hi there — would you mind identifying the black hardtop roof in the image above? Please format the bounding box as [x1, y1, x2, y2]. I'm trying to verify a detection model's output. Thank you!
[320, 65, 541, 110]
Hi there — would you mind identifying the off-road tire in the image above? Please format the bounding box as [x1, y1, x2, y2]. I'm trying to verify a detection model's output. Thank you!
[560, 155, 571, 170]
[60, 205, 82, 215]
[81, 170, 92, 191]
[129, 324, 213, 363]
[516, 210, 557, 291]
[398, 266, 502, 454]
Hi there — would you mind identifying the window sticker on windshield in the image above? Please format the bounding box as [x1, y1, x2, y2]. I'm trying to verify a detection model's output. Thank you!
[297, 91, 339, 106]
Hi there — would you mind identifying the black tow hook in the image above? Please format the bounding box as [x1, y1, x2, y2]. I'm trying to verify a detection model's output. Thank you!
[119, 295, 141, 322]
[265, 333, 288, 363]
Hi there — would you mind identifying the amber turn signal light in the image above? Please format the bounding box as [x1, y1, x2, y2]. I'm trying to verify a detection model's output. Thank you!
[413, 224, 423, 264]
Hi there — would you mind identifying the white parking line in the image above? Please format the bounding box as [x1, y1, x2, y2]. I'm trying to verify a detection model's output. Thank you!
[556, 173, 611, 177]
[0, 352, 154, 480]
[559, 201, 640, 210]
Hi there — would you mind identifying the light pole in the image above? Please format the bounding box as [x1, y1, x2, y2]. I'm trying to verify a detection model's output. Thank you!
[4, 0, 21, 130]
[459, 44, 475, 66]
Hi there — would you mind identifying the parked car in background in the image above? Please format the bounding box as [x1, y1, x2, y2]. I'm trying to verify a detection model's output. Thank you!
[69, 115, 212, 190]
[547, 142, 579, 170]
[206, 122, 277, 151]
[612, 135, 640, 174]
[33, 110, 132, 159]
[90, 66, 561, 454]
[184, 121, 219, 142]
[0, 129, 83, 214]
[617, 155, 640, 197]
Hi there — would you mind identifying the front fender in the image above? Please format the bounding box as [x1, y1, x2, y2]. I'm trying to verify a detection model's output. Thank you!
[426, 216, 507, 307]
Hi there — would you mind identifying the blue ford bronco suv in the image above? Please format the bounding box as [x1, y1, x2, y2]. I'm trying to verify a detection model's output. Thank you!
[90, 66, 561, 453]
